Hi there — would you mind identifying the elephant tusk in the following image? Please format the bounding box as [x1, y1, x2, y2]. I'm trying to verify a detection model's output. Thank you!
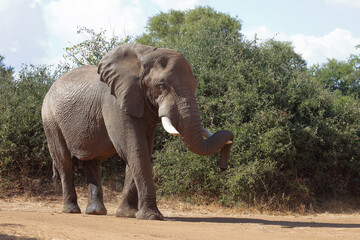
[161, 117, 180, 136]
[201, 126, 233, 144]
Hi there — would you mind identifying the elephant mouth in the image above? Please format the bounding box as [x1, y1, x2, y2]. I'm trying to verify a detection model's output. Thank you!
[161, 116, 232, 144]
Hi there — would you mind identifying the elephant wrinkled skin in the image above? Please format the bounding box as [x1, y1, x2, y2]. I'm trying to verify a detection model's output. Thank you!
[42, 43, 234, 220]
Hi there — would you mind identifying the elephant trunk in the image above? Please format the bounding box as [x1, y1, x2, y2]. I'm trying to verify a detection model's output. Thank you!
[161, 97, 234, 170]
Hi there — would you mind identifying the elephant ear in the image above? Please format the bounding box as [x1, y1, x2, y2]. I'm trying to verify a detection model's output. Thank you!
[98, 43, 156, 118]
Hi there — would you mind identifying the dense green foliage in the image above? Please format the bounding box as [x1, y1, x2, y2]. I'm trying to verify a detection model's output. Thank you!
[310, 50, 360, 97]
[139, 7, 360, 208]
[0, 58, 55, 180]
[1, 7, 359, 209]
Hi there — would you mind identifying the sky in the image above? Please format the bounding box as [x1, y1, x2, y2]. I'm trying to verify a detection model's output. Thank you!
[1, 0, 360, 71]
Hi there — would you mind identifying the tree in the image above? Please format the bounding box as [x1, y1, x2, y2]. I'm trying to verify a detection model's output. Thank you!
[310, 52, 360, 97]
[64, 26, 125, 66]
[0, 56, 13, 97]
[137, 6, 241, 48]
[136, 7, 360, 208]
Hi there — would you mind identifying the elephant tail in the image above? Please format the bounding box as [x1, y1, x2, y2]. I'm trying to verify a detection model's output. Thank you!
[52, 163, 60, 193]
[52, 162, 60, 180]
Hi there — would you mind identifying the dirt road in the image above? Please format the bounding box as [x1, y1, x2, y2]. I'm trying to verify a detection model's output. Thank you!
[0, 197, 359, 240]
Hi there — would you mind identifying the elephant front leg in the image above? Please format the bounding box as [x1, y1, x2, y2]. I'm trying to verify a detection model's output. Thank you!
[115, 165, 138, 218]
[131, 155, 163, 220]
[83, 160, 107, 215]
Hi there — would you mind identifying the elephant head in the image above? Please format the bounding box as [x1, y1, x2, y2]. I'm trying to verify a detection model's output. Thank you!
[98, 43, 233, 170]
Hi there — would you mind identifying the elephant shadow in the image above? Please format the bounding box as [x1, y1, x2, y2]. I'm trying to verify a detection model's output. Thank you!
[165, 217, 360, 229]
[0, 234, 36, 240]
[0, 224, 37, 240]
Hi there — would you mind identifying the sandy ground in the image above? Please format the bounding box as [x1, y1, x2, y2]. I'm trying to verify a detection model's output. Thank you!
[0, 196, 359, 240]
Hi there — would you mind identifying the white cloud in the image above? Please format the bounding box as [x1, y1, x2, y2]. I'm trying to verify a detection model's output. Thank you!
[291, 29, 360, 65]
[42, 0, 206, 66]
[1, 0, 358, 71]
[44, 0, 146, 43]
[243, 26, 360, 66]
[41, 0, 148, 67]
[0, 0, 10, 12]
[242, 26, 284, 41]
[324, 0, 360, 9]
[30, 0, 42, 9]
[151, 0, 205, 11]
[0, 0, 50, 69]
[0, 0, 149, 70]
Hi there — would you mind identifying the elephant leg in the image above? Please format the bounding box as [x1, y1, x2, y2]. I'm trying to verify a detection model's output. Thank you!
[130, 155, 163, 220]
[106, 117, 162, 220]
[58, 160, 80, 213]
[83, 159, 107, 215]
[44, 124, 80, 214]
[115, 164, 138, 218]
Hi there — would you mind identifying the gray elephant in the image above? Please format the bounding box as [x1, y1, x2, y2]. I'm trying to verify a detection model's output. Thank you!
[42, 43, 234, 220]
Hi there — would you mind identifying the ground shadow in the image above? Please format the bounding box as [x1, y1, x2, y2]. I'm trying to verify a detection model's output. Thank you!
[0, 233, 37, 240]
[0, 224, 38, 240]
[166, 217, 360, 229]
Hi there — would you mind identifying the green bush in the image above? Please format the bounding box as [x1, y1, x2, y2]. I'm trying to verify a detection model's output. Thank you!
[309, 51, 360, 97]
[0, 62, 54, 179]
[139, 7, 360, 208]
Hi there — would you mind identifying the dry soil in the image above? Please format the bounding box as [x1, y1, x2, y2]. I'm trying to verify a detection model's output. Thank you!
[0, 196, 359, 240]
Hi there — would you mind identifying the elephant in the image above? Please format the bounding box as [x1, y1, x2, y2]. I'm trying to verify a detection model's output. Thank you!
[41, 43, 234, 220]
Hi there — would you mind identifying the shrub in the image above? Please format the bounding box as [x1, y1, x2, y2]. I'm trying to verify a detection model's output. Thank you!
[139, 7, 360, 208]
[0, 63, 54, 179]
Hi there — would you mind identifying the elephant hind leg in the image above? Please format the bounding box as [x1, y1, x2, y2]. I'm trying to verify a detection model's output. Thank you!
[83, 159, 107, 215]
[60, 163, 81, 214]
[43, 122, 80, 214]
[115, 164, 138, 218]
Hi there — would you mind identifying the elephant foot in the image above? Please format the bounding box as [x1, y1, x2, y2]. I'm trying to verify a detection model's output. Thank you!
[85, 202, 107, 215]
[115, 207, 138, 218]
[62, 202, 81, 214]
[135, 209, 164, 220]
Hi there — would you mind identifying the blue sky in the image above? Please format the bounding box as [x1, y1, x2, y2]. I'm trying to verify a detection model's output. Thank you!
[1, 0, 359, 71]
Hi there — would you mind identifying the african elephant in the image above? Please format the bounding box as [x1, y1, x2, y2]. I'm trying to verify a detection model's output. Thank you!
[42, 43, 234, 220]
